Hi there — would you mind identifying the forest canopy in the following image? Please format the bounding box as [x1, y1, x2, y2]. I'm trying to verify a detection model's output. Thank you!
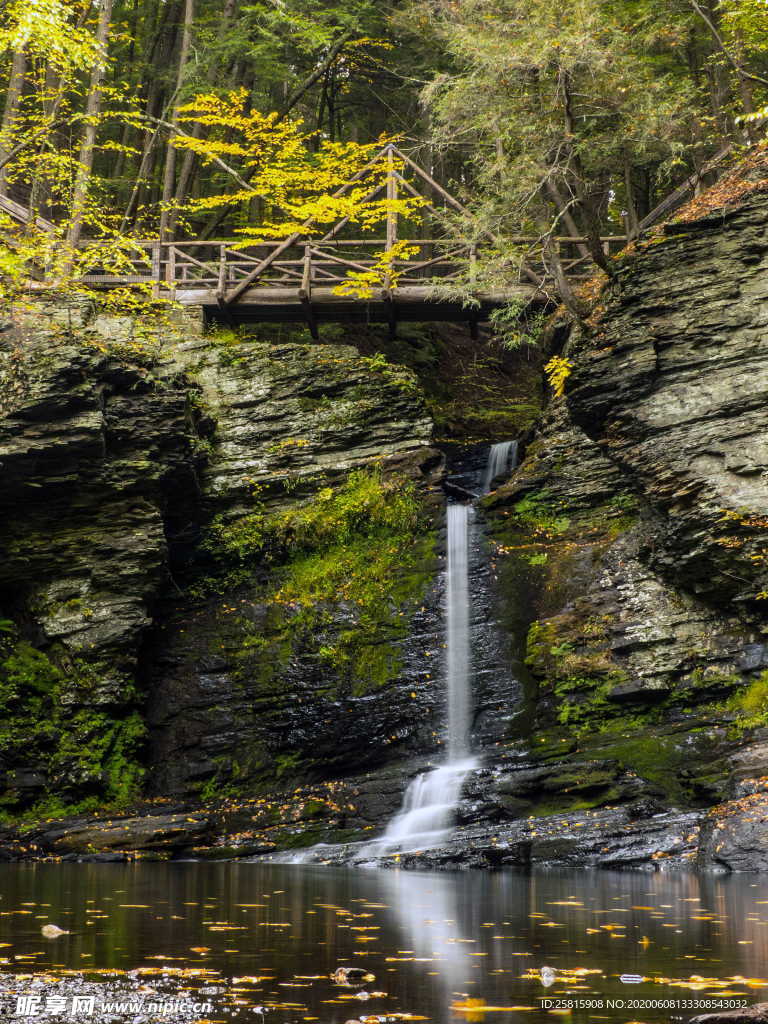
[0, 0, 766, 310]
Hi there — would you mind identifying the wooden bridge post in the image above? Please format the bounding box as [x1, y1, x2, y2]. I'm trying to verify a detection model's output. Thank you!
[165, 244, 176, 297]
[300, 244, 319, 341]
[150, 242, 161, 299]
[216, 243, 226, 305]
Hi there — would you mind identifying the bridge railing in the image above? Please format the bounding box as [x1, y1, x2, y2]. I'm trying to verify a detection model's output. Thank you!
[77, 235, 629, 296]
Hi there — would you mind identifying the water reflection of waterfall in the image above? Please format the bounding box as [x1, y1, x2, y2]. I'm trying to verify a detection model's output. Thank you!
[377, 868, 473, 1007]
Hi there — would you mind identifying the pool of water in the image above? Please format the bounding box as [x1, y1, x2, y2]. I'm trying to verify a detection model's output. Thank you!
[1, 863, 767, 1022]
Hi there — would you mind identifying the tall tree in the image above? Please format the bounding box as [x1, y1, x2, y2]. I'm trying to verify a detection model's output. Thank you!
[160, 0, 195, 241]
[66, 0, 115, 246]
[404, 0, 749, 315]
[0, 46, 26, 193]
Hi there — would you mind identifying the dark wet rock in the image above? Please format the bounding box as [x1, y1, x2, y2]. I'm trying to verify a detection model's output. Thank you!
[45, 811, 212, 854]
[689, 1005, 768, 1024]
[697, 789, 768, 872]
[275, 802, 703, 871]
[443, 480, 477, 501]
[568, 194, 768, 617]
[0, 806, 214, 859]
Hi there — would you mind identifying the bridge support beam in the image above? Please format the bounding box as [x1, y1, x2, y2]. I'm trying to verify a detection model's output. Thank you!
[300, 293, 319, 341]
[382, 287, 397, 340]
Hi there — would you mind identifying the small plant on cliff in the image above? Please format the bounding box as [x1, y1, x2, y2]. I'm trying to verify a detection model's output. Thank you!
[544, 355, 574, 399]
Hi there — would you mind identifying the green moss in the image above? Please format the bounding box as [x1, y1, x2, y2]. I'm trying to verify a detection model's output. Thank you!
[594, 733, 688, 803]
[0, 637, 145, 814]
[234, 468, 434, 700]
[552, 671, 629, 729]
[359, 352, 421, 396]
[200, 467, 436, 784]
[512, 490, 571, 536]
[729, 671, 768, 734]
[525, 617, 633, 730]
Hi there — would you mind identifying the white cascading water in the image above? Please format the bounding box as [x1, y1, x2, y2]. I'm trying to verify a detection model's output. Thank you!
[445, 502, 471, 760]
[369, 500, 476, 854]
[482, 439, 519, 495]
[370, 441, 519, 855]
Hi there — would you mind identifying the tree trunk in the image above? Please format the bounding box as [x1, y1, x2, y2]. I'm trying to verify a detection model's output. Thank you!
[544, 180, 590, 258]
[558, 68, 615, 279]
[66, 0, 115, 247]
[160, 0, 194, 242]
[541, 231, 587, 321]
[623, 156, 640, 239]
[0, 48, 27, 193]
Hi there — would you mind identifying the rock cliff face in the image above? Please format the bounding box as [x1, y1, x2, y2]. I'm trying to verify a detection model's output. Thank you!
[462, 182, 768, 872]
[0, 306, 203, 809]
[0, 303, 445, 818]
[569, 191, 768, 617]
[145, 336, 445, 795]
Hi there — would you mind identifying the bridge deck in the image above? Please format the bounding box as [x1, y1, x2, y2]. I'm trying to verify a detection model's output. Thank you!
[76, 236, 625, 333]
[178, 283, 532, 324]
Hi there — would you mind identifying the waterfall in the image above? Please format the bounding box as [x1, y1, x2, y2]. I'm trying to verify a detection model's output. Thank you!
[446, 502, 471, 759]
[482, 439, 518, 494]
[377, 758, 476, 850]
[359, 441, 521, 859]
[367, 500, 476, 855]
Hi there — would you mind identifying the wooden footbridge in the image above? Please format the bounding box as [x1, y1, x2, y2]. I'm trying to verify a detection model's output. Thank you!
[10, 141, 732, 336]
[73, 144, 630, 336]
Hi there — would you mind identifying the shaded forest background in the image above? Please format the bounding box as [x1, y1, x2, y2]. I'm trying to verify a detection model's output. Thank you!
[0, 0, 766, 310]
